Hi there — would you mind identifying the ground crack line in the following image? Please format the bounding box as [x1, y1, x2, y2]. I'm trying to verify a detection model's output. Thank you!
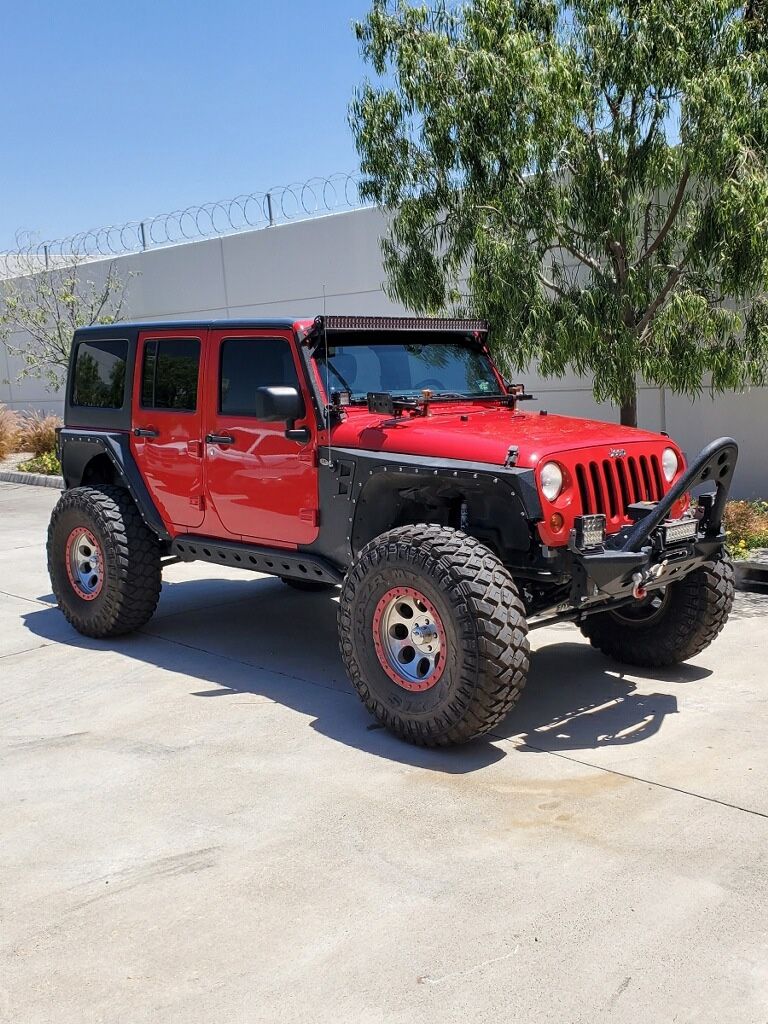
[0, 642, 54, 662]
[137, 629, 345, 693]
[0, 588, 55, 608]
[503, 740, 768, 820]
[418, 947, 520, 985]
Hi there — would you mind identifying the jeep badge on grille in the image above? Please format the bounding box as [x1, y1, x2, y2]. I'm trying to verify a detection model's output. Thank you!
[609, 448, 627, 458]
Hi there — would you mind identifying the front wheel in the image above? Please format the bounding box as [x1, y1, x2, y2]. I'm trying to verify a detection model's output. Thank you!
[580, 551, 735, 667]
[338, 525, 530, 746]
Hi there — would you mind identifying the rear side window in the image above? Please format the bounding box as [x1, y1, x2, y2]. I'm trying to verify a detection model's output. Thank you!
[141, 338, 200, 411]
[220, 337, 300, 416]
[72, 339, 128, 408]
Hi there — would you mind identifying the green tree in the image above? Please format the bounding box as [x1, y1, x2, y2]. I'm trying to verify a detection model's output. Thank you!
[351, 0, 768, 425]
[0, 254, 133, 392]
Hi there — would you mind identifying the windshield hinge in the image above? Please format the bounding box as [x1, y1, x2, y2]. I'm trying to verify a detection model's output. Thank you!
[505, 445, 519, 468]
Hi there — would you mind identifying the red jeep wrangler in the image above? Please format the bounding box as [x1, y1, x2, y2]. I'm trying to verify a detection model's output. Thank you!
[49, 316, 736, 746]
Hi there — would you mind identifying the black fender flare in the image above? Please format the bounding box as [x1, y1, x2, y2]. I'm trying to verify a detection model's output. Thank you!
[310, 446, 543, 566]
[59, 429, 170, 542]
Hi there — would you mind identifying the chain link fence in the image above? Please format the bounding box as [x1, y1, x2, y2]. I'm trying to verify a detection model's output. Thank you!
[1, 172, 368, 277]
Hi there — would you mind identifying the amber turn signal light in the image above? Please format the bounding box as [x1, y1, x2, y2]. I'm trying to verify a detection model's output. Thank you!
[549, 512, 565, 533]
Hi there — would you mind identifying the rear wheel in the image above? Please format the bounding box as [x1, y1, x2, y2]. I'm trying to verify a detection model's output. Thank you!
[48, 485, 162, 638]
[580, 551, 734, 667]
[338, 525, 529, 746]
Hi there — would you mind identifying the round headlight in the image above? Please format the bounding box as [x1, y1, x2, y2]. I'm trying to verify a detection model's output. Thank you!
[662, 448, 679, 482]
[540, 462, 564, 501]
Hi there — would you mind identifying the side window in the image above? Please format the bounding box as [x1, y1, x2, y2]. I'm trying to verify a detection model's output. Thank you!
[72, 339, 128, 408]
[141, 338, 200, 411]
[220, 337, 300, 417]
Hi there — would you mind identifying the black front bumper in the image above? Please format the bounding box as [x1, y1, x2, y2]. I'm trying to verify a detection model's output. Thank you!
[569, 436, 738, 615]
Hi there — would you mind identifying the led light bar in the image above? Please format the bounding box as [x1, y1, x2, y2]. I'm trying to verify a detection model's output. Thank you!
[315, 315, 489, 334]
[574, 514, 606, 550]
[663, 518, 698, 545]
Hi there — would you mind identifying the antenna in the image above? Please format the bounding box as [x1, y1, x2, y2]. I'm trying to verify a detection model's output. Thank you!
[322, 284, 333, 471]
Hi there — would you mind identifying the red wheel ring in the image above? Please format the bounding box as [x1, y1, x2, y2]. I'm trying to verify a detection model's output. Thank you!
[372, 586, 447, 692]
[65, 527, 104, 601]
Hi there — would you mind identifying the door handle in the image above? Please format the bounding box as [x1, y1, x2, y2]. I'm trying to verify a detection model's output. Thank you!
[285, 427, 311, 443]
[134, 427, 159, 438]
[205, 432, 235, 445]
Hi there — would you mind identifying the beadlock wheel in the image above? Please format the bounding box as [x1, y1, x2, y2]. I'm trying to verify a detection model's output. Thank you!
[65, 528, 104, 600]
[48, 485, 162, 638]
[338, 524, 530, 746]
[372, 586, 447, 691]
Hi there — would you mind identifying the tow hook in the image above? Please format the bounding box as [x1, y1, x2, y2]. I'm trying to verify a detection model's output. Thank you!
[631, 560, 669, 600]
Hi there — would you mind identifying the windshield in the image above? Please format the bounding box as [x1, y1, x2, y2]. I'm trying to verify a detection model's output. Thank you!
[315, 340, 503, 401]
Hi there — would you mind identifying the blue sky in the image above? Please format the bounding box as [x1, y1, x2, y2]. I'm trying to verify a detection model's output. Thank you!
[0, 0, 371, 250]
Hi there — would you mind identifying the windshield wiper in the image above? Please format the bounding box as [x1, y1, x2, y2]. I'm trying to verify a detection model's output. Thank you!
[348, 391, 503, 405]
[427, 391, 504, 401]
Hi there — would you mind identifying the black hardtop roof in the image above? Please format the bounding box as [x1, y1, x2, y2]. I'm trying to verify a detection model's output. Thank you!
[73, 318, 300, 336]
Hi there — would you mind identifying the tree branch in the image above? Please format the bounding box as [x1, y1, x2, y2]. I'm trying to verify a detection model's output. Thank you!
[557, 231, 604, 275]
[537, 270, 569, 299]
[643, 196, 655, 255]
[607, 237, 628, 287]
[638, 166, 690, 265]
[635, 265, 683, 338]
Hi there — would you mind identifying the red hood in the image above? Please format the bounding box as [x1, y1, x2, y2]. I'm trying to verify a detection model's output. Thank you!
[330, 402, 668, 468]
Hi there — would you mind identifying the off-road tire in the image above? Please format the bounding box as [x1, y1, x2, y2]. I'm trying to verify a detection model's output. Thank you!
[281, 578, 338, 592]
[580, 551, 734, 667]
[48, 485, 162, 638]
[338, 524, 530, 746]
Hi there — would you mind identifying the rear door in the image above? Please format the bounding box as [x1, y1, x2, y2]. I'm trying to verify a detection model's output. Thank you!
[131, 329, 205, 529]
[203, 329, 319, 545]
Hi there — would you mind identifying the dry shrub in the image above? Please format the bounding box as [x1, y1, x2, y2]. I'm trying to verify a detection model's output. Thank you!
[17, 410, 62, 457]
[0, 404, 21, 461]
[724, 500, 768, 552]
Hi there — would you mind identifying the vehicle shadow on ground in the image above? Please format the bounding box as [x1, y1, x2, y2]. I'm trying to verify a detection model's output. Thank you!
[495, 640, 710, 752]
[24, 575, 711, 773]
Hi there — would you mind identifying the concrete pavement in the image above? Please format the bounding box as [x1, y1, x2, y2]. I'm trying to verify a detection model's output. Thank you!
[1, 480, 767, 1024]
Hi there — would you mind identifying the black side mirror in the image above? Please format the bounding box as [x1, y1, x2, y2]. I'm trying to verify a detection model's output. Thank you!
[253, 386, 305, 423]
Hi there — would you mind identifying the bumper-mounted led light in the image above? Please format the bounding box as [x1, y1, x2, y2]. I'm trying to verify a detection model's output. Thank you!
[573, 514, 606, 550]
[663, 518, 697, 546]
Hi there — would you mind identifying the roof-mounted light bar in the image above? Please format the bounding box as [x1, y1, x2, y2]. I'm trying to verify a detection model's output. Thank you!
[312, 315, 489, 334]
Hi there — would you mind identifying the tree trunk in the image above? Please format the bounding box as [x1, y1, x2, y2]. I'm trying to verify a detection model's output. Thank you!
[620, 387, 638, 427]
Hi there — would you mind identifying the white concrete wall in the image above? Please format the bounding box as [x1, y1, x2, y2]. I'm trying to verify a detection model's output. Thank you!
[2, 205, 766, 497]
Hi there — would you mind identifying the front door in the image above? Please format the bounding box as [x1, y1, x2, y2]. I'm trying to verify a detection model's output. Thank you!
[131, 330, 205, 529]
[203, 329, 319, 545]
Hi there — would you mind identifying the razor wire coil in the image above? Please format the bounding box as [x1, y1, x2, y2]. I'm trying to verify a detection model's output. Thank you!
[2, 172, 368, 275]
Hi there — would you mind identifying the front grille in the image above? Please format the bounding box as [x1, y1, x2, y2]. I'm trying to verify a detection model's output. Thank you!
[574, 454, 664, 525]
